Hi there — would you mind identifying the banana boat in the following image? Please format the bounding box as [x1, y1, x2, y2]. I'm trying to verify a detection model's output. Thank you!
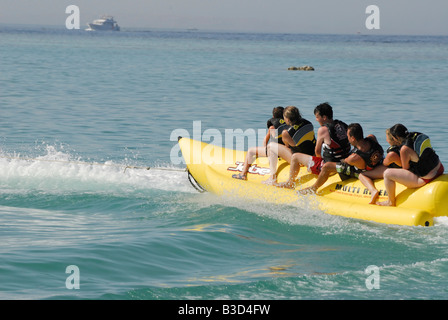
[178, 137, 448, 227]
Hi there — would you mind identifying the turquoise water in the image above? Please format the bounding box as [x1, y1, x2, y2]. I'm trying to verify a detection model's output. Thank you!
[1, 25, 448, 300]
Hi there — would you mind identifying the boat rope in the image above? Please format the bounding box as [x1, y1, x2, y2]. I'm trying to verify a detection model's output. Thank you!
[0, 155, 187, 173]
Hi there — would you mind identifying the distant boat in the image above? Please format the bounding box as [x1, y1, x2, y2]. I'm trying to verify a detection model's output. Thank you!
[86, 15, 120, 31]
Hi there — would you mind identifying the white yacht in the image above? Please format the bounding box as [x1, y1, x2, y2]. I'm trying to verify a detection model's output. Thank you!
[86, 15, 120, 31]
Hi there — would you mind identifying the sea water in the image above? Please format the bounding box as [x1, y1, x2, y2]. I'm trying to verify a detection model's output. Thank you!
[1, 25, 448, 300]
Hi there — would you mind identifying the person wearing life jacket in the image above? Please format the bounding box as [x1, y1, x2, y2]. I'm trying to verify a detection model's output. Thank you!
[296, 122, 383, 195]
[275, 102, 351, 189]
[232, 106, 287, 180]
[358, 126, 404, 204]
[266, 107, 289, 146]
[263, 106, 316, 184]
[335, 123, 384, 179]
[378, 124, 444, 207]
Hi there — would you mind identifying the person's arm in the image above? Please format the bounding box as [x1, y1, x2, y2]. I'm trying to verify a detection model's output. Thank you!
[314, 126, 329, 158]
[400, 145, 415, 170]
[383, 150, 402, 167]
[281, 129, 295, 148]
[343, 153, 366, 170]
[263, 126, 274, 147]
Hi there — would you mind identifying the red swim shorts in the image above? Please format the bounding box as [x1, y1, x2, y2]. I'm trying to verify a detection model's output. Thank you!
[308, 156, 324, 175]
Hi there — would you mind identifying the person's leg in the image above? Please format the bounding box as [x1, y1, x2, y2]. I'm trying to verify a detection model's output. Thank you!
[358, 165, 387, 204]
[377, 168, 424, 206]
[276, 153, 312, 188]
[264, 142, 279, 183]
[298, 162, 337, 194]
[233, 146, 267, 180]
[264, 143, 292, 184]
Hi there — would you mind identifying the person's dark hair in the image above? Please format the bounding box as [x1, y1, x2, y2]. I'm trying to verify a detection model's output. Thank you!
[283, 106, 302, 124]
[347, 123, 364, 141]
[389, 124, 409, 141]
[272, 106, 284, 119]
[314, 102, 333, 120]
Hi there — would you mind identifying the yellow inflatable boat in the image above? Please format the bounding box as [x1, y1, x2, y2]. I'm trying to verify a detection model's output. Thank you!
[178, 137, 448, 227]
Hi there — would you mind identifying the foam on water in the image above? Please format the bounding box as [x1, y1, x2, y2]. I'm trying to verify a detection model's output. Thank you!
[0, 145, 194, 196]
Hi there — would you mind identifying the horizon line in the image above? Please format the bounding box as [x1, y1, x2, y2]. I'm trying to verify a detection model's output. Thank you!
[0, 22, 446, 38]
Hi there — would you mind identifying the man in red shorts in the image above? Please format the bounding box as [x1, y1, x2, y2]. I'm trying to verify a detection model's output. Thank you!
[275, 103, 351, 192]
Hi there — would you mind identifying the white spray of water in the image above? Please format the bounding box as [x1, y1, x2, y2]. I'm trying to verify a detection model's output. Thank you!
[0, 146, 194, 195]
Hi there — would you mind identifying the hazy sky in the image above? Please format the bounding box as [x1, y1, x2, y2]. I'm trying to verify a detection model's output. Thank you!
[1, 0, 447, 35]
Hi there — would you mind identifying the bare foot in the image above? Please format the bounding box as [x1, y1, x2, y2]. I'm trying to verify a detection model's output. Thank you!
[262, 176, 277, 185]
[376, 200, 395, 207]
[298, 186, 317, 195]
[369, 190, 379, 205]
[274, 181, 295, 189]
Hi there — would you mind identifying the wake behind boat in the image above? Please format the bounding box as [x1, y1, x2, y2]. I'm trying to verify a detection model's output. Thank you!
[86, 15, 120, 31]
[178, 137, 448, 227]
